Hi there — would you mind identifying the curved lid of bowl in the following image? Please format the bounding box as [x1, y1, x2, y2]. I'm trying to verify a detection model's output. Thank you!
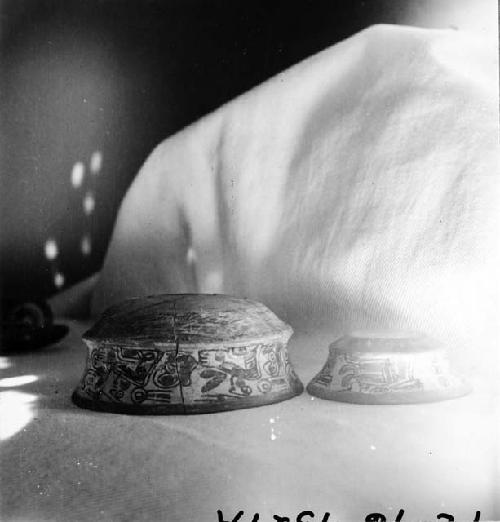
[83, 294, 293, 348]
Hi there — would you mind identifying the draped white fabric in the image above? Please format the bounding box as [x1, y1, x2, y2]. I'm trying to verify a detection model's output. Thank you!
[92, 25, 499, 380]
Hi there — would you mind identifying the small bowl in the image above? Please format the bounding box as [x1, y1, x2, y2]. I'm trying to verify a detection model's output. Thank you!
[72, 294, 303, 414]
[307, 331, 471, 404]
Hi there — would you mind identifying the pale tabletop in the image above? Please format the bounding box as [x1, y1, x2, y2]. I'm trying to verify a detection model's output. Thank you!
[1, 320, 498, 522]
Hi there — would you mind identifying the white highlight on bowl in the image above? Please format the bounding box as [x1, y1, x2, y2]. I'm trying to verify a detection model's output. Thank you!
[90, 151, 103, 174]
[81, 235, 92, 256]
[54, 272, 65, 288]
[83, 192, 95, 215]
[44, 239, 58, 260]
[71, 162, 85, 188]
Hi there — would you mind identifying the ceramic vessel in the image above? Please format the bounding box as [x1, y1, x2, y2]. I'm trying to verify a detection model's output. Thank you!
[307, 332, 471, 404]
[72, 294, 303, 414]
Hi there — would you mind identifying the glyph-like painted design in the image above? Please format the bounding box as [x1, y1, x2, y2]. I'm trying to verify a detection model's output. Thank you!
[72, 294, 303, 414]
[307, 334, 470, 404]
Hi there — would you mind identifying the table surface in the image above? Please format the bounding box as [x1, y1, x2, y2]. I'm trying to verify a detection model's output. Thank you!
[1, 321, 498, 522]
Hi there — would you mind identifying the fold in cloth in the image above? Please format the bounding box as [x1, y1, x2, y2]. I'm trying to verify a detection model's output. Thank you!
[92, 25, 498, 378]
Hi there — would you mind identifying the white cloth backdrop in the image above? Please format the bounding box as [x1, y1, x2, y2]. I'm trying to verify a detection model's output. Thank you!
[93, 25, 498, 379]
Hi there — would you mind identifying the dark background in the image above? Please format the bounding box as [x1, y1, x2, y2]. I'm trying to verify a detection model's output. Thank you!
[0, 0, 494, 301]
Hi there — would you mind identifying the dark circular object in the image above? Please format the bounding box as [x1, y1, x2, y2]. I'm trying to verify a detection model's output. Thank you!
[0, 299, 68, 354]
[7, 301, 53, 330]
[0, 324, 69, 354]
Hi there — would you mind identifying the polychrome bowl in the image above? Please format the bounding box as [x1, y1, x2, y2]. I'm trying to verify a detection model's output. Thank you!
[72, 294, 303, 414]
[307, 332, 471, 404]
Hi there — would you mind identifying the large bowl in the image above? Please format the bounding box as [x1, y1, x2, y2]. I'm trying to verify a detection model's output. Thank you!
[72, 294, 303, 414]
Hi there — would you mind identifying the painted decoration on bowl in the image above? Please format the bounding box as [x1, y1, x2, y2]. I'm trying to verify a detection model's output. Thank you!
[72, 294, 303, 414]
[307, 333, 471, 404]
